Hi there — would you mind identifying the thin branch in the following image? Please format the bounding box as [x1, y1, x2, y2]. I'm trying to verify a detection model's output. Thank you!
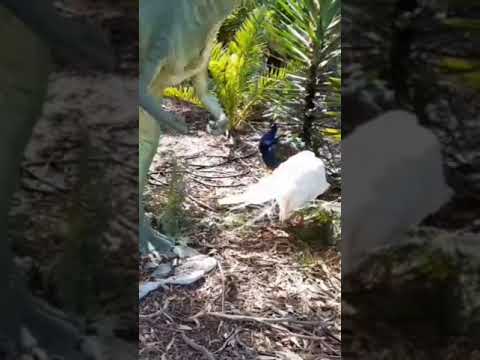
[180, 332, 216, 360]
[187, 151, 256, 169]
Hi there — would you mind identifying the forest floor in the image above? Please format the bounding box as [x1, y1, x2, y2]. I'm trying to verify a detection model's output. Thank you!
[8, 0, 139, 358]
[8, 1, 341, 359]
[138, 100, 342, 360]
[10, 1, 478, 359]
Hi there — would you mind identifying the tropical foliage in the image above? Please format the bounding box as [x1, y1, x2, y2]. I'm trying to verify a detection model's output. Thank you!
[165, 7, 290, 130]
[264, 0, 341, 147]
[209, 8, 290, 129]
[164, 0, 341, 147]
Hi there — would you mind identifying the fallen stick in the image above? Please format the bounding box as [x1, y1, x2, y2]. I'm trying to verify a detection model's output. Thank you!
[181, 332, 216, 360]
[191, 311, 340, 345]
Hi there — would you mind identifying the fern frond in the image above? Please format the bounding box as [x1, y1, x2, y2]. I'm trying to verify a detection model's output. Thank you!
[163, 5, 296, 131]
[209, 6, 293, 129]
[163, 86, 205, 108]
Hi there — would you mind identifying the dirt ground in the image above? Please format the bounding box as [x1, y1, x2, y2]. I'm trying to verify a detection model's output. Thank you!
[139, 100, 341, 360]
[8, 1, 341, 359]
[9, 0, 138, 357]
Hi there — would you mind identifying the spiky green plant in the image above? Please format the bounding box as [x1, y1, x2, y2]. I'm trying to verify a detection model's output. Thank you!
[163, 86, 205, 108]
[217, 2, 257, 44]
[264, 0, 341, 147]
[320, 75, 341, 142]
[164, 7, 292, 130]
[55, 129, 111, 320]
[325, 76, 341, 117]
[160, 156, 186, 238]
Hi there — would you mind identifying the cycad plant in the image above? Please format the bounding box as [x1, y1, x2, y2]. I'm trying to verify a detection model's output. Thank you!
[264, 0, 341, 148]
[217, 0, 258, 44]
[164, 7, 291, 130]
[320, 75, 341, 142]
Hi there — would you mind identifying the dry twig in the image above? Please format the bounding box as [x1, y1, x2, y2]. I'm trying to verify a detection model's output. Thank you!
[180, 332, 216, 360]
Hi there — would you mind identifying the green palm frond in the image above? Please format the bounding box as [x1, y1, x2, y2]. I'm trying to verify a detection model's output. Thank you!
[165, 6, 293, 130]
[263, 0, 341, 147]
[210, 7, 292, 129]
[217, 1, 258, 44]
[325, 76, 341, 119]
[163, 86, 205, 108]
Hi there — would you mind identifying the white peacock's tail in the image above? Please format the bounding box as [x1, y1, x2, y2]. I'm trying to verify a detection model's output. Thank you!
[219, 151, 330, 221]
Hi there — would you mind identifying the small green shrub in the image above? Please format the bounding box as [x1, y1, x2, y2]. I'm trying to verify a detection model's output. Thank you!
[160, 157, 186, 238]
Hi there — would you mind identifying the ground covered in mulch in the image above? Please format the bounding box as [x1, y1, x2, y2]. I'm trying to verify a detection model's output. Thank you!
[139, 101, 341, 360]
[7, 1, 341, 358]
[8, 0, 138, 357]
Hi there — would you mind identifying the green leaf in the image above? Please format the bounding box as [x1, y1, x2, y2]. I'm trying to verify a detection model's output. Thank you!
[163, 86, 205, 108]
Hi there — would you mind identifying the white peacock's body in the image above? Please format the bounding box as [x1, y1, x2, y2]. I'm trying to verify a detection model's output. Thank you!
[342, 110, 454, 274]
[219, 150, 330, 221]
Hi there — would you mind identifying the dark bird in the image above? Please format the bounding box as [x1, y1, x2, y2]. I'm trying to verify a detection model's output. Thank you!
[259, 123, 299, 169]
[259, 123, 280, 169]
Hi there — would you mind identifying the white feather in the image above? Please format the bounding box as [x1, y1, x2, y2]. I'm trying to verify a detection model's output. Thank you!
[219, 151, 330, 221]
[342, 110, 454, 274]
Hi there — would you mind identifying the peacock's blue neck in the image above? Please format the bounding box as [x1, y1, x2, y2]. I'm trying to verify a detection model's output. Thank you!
[260, 146, 279, 169]
[259, 123, 280, 169]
